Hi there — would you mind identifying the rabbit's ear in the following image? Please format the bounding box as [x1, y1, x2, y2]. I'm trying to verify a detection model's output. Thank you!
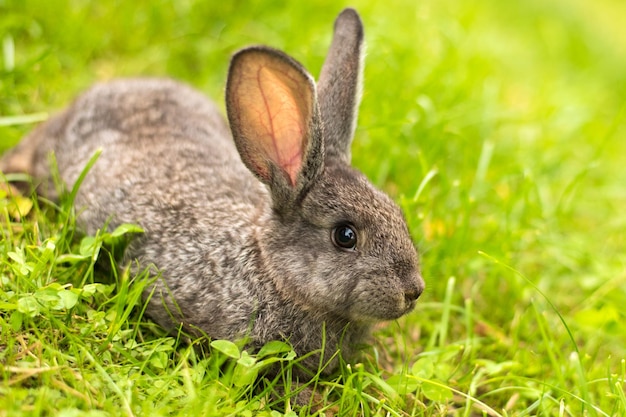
[226, 47, 323, 208]
[317, 8, 365, 164]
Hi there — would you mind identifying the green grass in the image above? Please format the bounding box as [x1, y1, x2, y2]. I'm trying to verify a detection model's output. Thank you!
[2, 0, 626, 415]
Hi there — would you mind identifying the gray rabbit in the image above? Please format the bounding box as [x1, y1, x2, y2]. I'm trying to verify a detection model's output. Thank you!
[1, 8, 424, 375]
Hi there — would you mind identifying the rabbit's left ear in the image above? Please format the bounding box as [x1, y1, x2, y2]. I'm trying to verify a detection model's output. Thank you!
[317, 8, 365, 164]
[226, 46, 324, 209]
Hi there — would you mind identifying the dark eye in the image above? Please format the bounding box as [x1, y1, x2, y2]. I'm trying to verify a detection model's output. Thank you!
[332, 224, 358, 251]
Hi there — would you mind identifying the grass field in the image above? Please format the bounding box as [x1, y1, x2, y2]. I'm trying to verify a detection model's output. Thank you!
[2, 0, 626, 415]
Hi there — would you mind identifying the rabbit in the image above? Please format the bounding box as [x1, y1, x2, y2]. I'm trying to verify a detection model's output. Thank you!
[0, 8, 424, 376]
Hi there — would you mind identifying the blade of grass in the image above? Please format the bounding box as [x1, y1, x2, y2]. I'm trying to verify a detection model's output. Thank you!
[0, 113, 49, 127]
[478, 251, 593, 414]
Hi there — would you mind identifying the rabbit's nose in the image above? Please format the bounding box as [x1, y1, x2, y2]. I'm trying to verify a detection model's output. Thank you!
[404, 288, 422, 303]
[404, 273, 425, 303]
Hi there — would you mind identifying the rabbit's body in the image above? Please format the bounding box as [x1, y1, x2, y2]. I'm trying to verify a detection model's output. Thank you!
[1, 9, 423, 373]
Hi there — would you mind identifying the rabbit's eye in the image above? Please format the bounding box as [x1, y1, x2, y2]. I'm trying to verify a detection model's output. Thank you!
[332, 224, 357, 251]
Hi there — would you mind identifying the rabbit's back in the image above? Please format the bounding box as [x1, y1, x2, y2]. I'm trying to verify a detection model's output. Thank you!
[26, 78, 265, 235]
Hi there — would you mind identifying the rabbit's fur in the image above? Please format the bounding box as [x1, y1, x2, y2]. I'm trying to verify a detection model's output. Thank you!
[1, 8, 424, 374]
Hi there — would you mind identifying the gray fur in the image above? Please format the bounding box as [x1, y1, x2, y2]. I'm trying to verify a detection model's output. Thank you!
[0, 8, 424, 374]
[318, 8, 365, 163]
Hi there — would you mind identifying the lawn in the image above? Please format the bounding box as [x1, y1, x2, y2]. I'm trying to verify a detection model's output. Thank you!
[1, 0, 626, 416]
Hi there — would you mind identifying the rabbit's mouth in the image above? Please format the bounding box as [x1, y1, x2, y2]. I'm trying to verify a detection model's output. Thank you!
[337, 270, 424, 323]
[347, 292, 419, 323]
[396, 296, 419, 319]
[403, 299, 418, 315]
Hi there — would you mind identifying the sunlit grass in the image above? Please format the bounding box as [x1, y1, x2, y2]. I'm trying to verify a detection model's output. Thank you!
[2, 0, 626, 415]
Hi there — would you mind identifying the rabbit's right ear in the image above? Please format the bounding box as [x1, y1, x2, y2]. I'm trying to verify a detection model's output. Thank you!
[226, 47, 324, 211]
[317, 8, 365, 164]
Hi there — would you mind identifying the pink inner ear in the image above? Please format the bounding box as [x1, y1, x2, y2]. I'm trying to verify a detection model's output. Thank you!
[234, 54, 313, 187]
[254, 67, 305, 185]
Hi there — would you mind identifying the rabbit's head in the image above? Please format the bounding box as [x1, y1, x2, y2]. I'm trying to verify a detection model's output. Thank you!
[226, 9, 424, 323]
